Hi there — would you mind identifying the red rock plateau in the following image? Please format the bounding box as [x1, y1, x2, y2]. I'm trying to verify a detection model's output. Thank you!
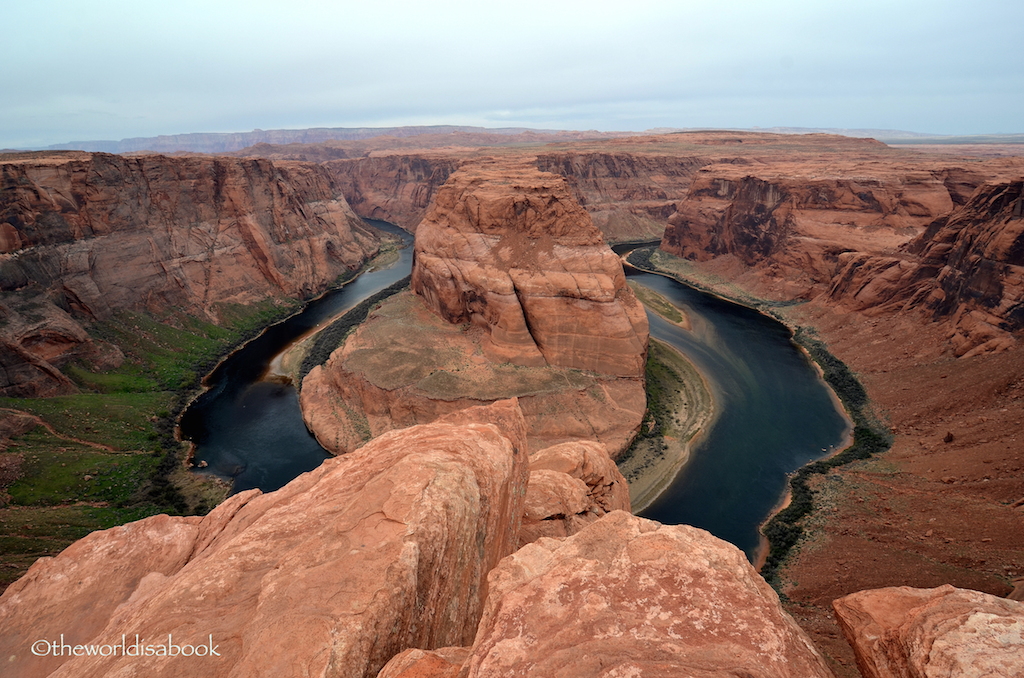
[6, 129, 1024, 676]
[301, 160, 648, 458]
[0, 151, 379, 396]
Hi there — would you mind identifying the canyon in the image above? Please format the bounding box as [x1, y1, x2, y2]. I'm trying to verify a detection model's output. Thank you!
[1, 130, 1023, 676]
[1, 152, 380, 397]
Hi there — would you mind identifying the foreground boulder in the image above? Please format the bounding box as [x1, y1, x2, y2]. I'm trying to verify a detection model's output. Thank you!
[833, 584, 1024, 678]
[382, 511, 834, 678]
[0, 400, 528, 678]
[519, 440, 631, 546]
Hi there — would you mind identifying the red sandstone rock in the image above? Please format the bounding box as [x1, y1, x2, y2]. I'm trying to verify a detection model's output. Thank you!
[519, 440, 631, 546]
[827, 179, 1024, 356]
[377, 647, 470, 678]
[0, 400, 528, 678]
[411, 160, 649, 377]
[324, 155, 461, 230]
[0, 151, 379, 395]
[300, 291, 645, 459]
[458, 511, 834, 677]
[833, 584, 1024, 678]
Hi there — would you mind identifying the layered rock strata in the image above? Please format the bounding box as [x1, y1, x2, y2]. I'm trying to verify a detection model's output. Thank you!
[411, 160, 649, 376]
[0, 400, 528, 678]
[301, 160, 648, 458]
[380, 511, 835, 678]
[0, 152, 379, 396]
[324, 155, 461, 230]
[659, 164, 976, 297]
[827, 179, 1024, 356]
[833, 585, 1024, 678]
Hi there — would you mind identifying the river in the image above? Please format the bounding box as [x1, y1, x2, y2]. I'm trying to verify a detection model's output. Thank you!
[180, 228, 849, 562]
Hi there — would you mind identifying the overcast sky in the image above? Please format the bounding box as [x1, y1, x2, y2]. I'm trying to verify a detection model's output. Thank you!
[4, 0, 1023, 148]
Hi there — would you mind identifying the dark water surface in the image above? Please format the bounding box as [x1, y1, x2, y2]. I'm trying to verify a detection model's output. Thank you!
[626, 268, 850, 559]
[181, 232, 848, 561]
[178, 220, 413, 492]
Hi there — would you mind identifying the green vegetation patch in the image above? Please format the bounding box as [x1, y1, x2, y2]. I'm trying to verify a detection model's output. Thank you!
[5, 427, 159, 506]
[0, 393, 172, 451]
[627, 280, 687, 325]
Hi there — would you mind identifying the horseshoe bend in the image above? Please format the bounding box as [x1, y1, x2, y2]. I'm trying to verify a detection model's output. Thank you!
[1, 131, 1023, 677]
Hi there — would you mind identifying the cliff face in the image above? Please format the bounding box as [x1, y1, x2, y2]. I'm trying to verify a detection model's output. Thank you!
[535, 151, 709, 241]
[411, 160, 649, 376]
[659, 164, 974, 297]
[827, 179, 1024, 356]
[324, 155, 461, 230]
[0, 152, 379, 396]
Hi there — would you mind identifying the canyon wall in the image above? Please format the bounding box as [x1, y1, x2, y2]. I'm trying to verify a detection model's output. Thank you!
[323, 155, 462, 230]
[827, 179, 1024, 357]
[0, 151, 379, 396]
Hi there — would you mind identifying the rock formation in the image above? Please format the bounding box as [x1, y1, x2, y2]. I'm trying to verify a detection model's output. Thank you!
[0, 151, 379, 396]
[0, 400, 529, 678]
[380, 511, 835, 678]
[324, 155, 461, 230]
[519, 439, 631, 546]
[659, 164, 976, 296]
[833, 584, 1024, 678]
[411, 160, 649, 376]
[300, 160, 648, 458]
[827, 179, 1024, 356]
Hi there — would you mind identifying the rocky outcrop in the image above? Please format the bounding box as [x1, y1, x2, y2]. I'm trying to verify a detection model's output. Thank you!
[301, 160, 648, 459]
[299, 291, 645, 458]
[380, 511, 835, 678]
[411, 160, 649, 376]
[0, 400, 528, 678]
[519, 440, 631, 546]
[827, 179, 1024, 356]
[324, 155, 461, 230]
[0, 151, 379, 395]
[833, 585, 1024, 678]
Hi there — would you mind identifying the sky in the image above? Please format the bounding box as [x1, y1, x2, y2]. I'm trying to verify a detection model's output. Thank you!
[4, 0, 1023, 148]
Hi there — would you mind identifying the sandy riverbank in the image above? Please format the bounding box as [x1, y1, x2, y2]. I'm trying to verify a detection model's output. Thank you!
[617, 337, 714, 513]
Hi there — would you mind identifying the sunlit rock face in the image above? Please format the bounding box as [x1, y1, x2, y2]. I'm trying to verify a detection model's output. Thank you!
[833, 584, 1024, 678]
[0, 400, 529, 678]
[411, 159, 649, 377]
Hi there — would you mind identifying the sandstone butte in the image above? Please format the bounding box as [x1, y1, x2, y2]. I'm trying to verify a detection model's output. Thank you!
[0, 151, 379, 397]
[300, 160, 649, 459]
